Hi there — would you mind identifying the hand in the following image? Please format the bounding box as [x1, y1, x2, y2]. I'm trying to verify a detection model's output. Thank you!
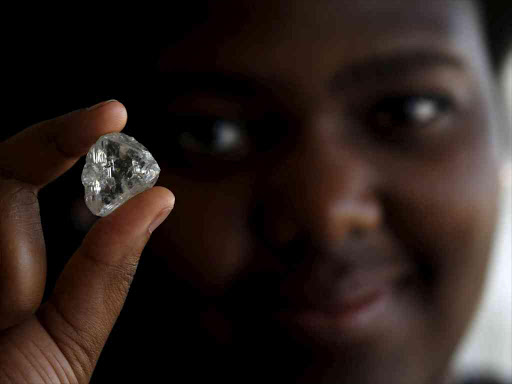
[0, 101, 175, 383]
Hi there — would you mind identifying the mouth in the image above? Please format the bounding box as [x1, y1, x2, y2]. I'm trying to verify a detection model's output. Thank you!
[275, 264, 413, 344]
[280, 286, 392, 340]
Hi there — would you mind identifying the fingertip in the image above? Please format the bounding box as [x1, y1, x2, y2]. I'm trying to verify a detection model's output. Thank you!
[148, 206, 173, 235]
[150, 186, 176, 210]
[139, 187, 176, 235]
[84, 100, 128, 139]
[56, 100, 128, 158]
[87, 186, 175, 244]
[86, 99, 118, 112]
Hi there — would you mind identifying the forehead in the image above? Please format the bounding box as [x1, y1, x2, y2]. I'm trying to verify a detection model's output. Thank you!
[158, 0, 483, 66]
[156, 0, 489, 103]
[199, 0, 470, 45]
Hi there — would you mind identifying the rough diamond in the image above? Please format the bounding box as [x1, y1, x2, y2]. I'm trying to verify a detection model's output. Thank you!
[81, 132, 160, 217]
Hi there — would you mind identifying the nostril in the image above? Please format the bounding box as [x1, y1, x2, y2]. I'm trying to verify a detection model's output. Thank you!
[350, 226, 365, 239]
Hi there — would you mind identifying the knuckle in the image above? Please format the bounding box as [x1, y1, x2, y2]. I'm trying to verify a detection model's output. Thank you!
[83, 229, 143, 287]
[104, 258, 139, 295]
[38, 301, 100, 383]
[81, 240, 141, 309]
[0, 180, 39, 218]
[0, 300, 39, 330]
[84, 241, 141, 283]
[102, 259, 139, 312]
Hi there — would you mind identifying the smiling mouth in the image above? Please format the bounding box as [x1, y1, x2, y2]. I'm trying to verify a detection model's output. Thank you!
[283, 286, 391, 337]
[274, 264, 413, 342]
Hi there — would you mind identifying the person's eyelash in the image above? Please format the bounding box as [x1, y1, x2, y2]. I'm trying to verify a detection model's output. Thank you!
[366, 93, 455, 131]
[347, 92, 459, 148]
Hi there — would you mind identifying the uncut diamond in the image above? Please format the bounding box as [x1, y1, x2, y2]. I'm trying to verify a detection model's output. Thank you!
[81, 132, 160, 217]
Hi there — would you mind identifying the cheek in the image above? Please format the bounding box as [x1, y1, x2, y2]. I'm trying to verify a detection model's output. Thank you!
[147, 172, 253, 293]
[382, 142, 500, 339]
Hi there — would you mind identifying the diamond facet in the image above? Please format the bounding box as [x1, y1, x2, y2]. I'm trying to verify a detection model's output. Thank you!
[81, 132, 161, 217]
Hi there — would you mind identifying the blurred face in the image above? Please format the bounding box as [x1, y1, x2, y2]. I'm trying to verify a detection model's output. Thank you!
[139, 1, 502, 383]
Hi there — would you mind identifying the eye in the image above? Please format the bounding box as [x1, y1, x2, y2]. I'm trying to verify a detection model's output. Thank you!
[367, 94, 454, 137]
[173, 115, 250, 159]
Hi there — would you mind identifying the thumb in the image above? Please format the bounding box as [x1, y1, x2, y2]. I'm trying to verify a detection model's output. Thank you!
[37, 186, 174, 382]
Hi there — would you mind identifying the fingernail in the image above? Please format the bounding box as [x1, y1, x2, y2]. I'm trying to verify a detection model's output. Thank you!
[148, 207, 173, 234]
[86, 99, 117, 111]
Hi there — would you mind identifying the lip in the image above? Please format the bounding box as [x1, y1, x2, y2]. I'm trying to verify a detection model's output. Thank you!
[275, 265, 411, 342]
[283, 286, 391, 336]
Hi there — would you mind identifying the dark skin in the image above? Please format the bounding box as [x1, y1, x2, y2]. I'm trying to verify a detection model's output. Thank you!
[0, 1, 506, 383]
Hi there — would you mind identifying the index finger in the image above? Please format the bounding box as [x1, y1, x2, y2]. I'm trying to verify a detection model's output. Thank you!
[0, 100, 127, 189]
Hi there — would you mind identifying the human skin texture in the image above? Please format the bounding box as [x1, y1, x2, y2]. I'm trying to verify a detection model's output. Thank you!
[0, 1, 506, 383]
[143, 1, 504, 383]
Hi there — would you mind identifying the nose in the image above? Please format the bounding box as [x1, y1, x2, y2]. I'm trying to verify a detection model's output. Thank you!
[251, 110, 382, 254]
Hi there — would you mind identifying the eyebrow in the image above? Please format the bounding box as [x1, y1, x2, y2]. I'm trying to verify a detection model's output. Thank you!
[331, 50, 466, 89]
[153, 50, 466, 100]
[151, 71, 277, 102]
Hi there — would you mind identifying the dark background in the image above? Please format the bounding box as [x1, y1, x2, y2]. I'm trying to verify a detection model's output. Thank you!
[2, 39, 160, 292]
[2, 6, 511, 379]
[1, 39, 197, 382]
